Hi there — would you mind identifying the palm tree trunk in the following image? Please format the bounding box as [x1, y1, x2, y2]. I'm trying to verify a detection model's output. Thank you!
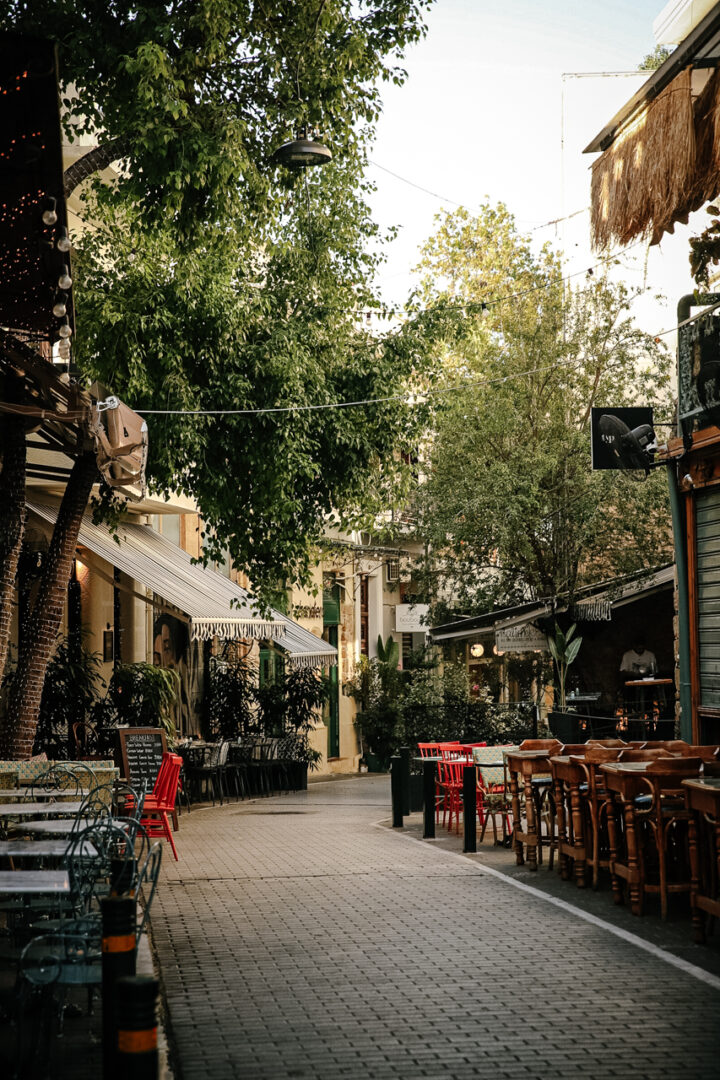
[0, 412, 27, 686]
[0, 451, 98, 758]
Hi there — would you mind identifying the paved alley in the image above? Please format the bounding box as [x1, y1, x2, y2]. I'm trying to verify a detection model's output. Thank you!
[151, 776, 720, 1080]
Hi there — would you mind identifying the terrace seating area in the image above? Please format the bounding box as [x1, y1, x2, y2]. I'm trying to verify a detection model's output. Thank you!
[0, 759, 165, 1075]
[176, 737, 311, 805]
[408, 736, 720, 943]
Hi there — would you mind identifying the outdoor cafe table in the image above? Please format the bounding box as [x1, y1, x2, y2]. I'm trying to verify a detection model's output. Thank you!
[505, 749, 556, 871]
[683, 776, 720, 943]
[0, 801, 84, 819]
[0, 839, 97, 862]
[600, 762, 653, 915]
[0, 870, 70, 896]
[601, 760, 702, 917]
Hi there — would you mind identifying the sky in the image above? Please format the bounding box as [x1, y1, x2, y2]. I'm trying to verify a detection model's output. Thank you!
[367, 0, 696, 337]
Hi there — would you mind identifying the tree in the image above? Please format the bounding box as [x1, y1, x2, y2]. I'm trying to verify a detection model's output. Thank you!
[2, 1, 432, 230]
[74, 150, 433, 592]
[411, 204, 674, 616]
[0, 1, 436, 755]
[638, 45, 671, 72]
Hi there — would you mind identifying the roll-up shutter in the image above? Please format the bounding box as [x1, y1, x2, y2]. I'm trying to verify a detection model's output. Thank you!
[696, 488, 720, 707]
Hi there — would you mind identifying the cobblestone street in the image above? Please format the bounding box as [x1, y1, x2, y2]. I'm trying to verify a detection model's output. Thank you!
[150, 776, 720, 1080]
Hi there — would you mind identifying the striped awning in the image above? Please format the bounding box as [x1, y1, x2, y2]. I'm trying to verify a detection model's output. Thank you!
[27, 501, 337, 668]
[28, 501, 282, 643]
[275, 619, 337, 670]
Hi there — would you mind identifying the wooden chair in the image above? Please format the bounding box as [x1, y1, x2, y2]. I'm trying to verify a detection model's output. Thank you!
[603, 757, 702, 917]
[138, 753, 182, 861]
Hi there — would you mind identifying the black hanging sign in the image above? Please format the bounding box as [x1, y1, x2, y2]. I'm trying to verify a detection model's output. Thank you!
[590, 406, 654, 470]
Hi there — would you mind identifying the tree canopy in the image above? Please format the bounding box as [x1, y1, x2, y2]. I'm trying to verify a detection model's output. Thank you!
[76, 157, 434, 592]
[410, 204, 674, 617]
[2, 1, 438, 600]
[2, 0, 432, 228]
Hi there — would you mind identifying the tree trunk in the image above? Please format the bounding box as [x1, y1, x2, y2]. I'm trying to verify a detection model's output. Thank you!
[0, 412, 27, 686]
[0, 451, 98, 759]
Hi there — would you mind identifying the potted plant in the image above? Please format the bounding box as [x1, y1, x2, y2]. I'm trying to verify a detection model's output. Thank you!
[547, 622, 584, 742]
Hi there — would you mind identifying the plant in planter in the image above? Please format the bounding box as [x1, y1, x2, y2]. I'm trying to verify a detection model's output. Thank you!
[547, 622, 582, 712]
[257, 666, 327, 784]
[31, 636, 106, 759]
[96, 662, 180, 746]
[347, 638, 404, 770]
[205, 654, 258, 741]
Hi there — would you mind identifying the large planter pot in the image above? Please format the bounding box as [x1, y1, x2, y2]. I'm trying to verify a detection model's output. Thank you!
[548, 711, 618, 743]
[364, 751, 387, 773]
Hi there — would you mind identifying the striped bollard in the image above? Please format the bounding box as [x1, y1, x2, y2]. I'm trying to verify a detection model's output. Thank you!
[102, 896, 137, 1079]
[116, 975, 159, 1079]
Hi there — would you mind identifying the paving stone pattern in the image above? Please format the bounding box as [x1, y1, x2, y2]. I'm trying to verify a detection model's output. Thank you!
[151, 777, 720, 1080]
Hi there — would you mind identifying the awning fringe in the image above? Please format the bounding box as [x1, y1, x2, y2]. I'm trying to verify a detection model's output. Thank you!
[190, 619, 284, 642]
[285, 652, 337, 670]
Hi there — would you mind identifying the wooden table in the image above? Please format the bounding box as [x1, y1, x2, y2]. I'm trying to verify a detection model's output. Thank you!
[683, 776, 720, 943]
[600, 762, 652, 914]
[602, 760, 701, 917]
[624, 678, 674, 733]
[505, 750, 555, 871]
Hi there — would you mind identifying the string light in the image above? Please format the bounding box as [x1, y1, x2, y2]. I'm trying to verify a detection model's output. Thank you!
[56, 227, 71, 253]
[41, 197, 57, 226]
[52, 293, 67, 318]
[57, 265, 72, 290]
[58, 319, 72, 340]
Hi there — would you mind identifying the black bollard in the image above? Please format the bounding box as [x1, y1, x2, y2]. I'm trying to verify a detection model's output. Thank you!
[423, 759, 436, 839]
[390, 756, 403, 828]
[110, 855, 135, 897]
[400, 746, 411, 816]
[463, 764, 477, 853]
[102, 896, 137, 1080]
[115, 975, 159, 1079]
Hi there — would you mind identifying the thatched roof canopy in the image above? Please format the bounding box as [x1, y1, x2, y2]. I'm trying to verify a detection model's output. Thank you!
[586, 2, 720, 249]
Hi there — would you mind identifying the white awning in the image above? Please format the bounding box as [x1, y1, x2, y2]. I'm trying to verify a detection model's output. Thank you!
[28, 501, 282, 643]
[27, 501, 337, 668]
[275, 619, 337, 670]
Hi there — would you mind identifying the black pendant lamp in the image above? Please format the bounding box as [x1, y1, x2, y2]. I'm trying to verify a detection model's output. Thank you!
[273, 128, 332, 168]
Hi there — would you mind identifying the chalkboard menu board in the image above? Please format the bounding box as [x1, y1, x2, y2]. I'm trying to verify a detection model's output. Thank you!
[118, 727, 167, 794]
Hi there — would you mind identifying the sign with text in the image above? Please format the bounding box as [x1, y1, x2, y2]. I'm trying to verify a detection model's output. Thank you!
[394, 603, 430, 634]
[495, 623, 549, 653]
[118, 727, 167, 794]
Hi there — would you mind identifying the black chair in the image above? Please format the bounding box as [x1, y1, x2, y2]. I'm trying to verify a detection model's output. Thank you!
[184, 741, 229, 805]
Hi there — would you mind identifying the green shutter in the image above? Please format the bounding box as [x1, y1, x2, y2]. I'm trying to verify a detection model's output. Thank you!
[696, 488, 720, 707]
[323, 584, 341, 626]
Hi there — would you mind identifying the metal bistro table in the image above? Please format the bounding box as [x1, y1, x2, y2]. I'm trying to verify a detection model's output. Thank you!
[0, 839, 96, 864]
[0, 801, 83, 819]
[683, 776, 720, 943]
[0, 869, 70, 896]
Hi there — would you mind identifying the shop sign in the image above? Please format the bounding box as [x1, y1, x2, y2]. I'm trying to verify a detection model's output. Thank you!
[394, 603, 430, 633]
[495, 622, 548, 652]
